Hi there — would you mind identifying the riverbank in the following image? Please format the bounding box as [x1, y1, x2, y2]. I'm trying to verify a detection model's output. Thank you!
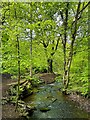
[1, 73, 90, 119]
[68, 92, 90, 114]
[2, 75, 21, 119]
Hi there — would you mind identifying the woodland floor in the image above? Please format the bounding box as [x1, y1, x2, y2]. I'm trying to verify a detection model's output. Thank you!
[1, 73, 90, 119]
[2, 74, 21, 119]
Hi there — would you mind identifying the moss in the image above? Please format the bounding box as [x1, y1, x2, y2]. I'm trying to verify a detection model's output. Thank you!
[39, 107, 51, 112]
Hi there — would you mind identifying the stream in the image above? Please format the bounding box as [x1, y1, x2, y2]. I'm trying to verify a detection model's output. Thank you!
[24, 82, 90, 119]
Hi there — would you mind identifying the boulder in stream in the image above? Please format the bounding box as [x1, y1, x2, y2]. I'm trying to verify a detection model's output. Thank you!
[39, 107, 51, 112]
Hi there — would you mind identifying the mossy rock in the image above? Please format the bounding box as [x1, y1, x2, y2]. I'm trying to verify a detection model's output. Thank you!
[39, 107, 51, 112]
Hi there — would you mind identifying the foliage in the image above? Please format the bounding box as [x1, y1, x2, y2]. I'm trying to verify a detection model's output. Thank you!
[70, 37, 88, 97]
[1, 2, 89, 97]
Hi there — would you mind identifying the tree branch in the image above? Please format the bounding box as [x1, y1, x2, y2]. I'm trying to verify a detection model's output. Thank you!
[42, 40, 48, 48]
[72, 2, 81, 40]
[55, 38, 60, 51]
[72, 2, 89, 26]
[59, 10, 64, 21]
[51, 38, 60, 56]
[64, 3, 69, 45]
[78, 2, 90, 15]
[67, 2, 81, 68]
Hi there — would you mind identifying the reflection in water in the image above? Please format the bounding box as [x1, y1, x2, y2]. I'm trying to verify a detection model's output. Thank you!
[24, 82, 90, 119]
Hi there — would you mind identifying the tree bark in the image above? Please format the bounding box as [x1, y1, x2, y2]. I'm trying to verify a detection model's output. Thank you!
[30, 30, 32, 77]
[15, 36, 20, 110]
[14, 5, 21, 109]
[47, 58, 53, 73]
[29, 3, 32, 78]
[17, 36, 20, 98]
[62, 3, 69, 87]
[63, 2, 81, 93]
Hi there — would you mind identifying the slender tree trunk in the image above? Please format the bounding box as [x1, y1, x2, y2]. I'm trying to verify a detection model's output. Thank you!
[64, 55, 72, 90]
[17, 36, 20, 99]
[16, 36, 20, 110]
[65, 43, 73, 89]
[47, 58, 53, 73]
[62, 3, 69, 88]
[63, 44, 67, 85]
[14, 5, 20, 110]
[62, 2, 81, 93]
[43, 47, 53, 73]
[30, 30, 32, 77]
[65, 2, 81, 89]
[29, 3, 32, 78]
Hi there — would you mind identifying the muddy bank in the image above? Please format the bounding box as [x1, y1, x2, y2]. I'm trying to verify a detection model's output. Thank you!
[67, 93, 90, 114]
[2, 104, 20, 119]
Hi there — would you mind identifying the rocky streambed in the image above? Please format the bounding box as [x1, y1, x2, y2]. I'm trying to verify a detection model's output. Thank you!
[23, 82, 90, 119]
[1, 73, 90, 119]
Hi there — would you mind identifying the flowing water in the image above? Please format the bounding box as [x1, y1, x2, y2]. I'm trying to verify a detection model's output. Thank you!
[24, 82, 90, 119]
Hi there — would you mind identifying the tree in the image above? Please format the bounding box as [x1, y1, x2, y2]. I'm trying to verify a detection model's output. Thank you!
[33, 3, 60, 73]
[57, 2, 89, 93]
[2, 2, 89, 97]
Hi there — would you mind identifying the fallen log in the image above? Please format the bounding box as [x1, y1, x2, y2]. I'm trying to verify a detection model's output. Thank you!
[8, 80, 33, 100]
[7, 80, 27, 87]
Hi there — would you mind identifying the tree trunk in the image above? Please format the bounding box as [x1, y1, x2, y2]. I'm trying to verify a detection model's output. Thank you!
[63, 44, 67, 85]
[30, 30, 32, 77]
[62, 3, 69, 90]
[14, 6, 21, 110]
[29, 3, 32, 78]
[16, 36, 20, 110]
[47, 58, 53, 73]
[17, 37, 20, 98]
[62, 2, 81, 94]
